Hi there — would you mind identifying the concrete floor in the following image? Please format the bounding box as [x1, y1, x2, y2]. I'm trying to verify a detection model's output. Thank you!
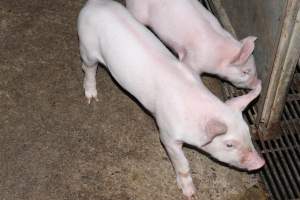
[0, 0, 268, 199]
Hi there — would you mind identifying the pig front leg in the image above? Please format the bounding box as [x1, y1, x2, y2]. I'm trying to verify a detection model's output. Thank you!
[161, 138, 196, 199]
[82, 63, 99, 104]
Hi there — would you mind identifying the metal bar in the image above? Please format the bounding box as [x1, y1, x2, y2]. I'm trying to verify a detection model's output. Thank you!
[286, 94, 300, 102]
[280, 125, 300, 171]
[259, 144, 300, 153]
[257, 137, 285, 199]
[281, 115, 300, 177]
[280, 123, 300, 197]
[258, 0, 300, 129]
[283, 106, 300, 161]
[259, 169, 276, 200]
[289, 87, 300, 145]
[287, 98, 299, 120]
[293, 73, 300, 91]
[247, 110, 255, 124]
[291, 101, 300, 119]
[284, 86, 300, 157]
[290, 87, 300, 116]
[265, 139, 296, 198]
[245, 106, 255, 125]
[272, 137, 300, 196]
[287, 118, 300, 156]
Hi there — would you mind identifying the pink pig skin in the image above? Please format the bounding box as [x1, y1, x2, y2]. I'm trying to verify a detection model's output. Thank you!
[126, 0, 261, 89]
[78, 1, 264, 199]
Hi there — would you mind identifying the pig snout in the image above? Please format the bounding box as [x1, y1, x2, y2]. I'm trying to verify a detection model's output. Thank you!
[241, 150, 265, 171]
[247, 76, 260, 89]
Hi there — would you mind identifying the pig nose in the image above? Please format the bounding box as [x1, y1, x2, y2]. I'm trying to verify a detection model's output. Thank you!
[248, 77, 260, 89]
[246, 154, 265, 171]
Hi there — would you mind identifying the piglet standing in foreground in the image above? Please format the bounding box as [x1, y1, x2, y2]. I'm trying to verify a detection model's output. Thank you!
[78, 0, 264, 199]
[126, 0, 260, 89]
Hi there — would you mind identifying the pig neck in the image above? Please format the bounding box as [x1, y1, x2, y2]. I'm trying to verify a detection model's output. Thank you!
[174, 64, 234, 119]
[186, 29, 241, 75]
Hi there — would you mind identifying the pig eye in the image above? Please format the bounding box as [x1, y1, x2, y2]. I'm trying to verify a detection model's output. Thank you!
[243, 69, 251, 75]
[226, 143, 233, 148]
[225, 140, 238, 149]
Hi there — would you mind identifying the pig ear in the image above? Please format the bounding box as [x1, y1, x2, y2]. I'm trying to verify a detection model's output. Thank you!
[226, 82, 262, 111]
[205, 119, 227, 139]
[225, 96, 249, 112]
[231, 36, 257, 65]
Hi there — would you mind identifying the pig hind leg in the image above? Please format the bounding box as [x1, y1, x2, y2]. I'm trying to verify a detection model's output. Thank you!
[78, 26, 107, 104]
[81, 61, 98, 104]
[79, 43, 102, 104]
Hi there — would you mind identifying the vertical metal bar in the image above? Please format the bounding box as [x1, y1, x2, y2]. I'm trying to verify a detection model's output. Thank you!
[290, 85, 300, 118]
[257, 138, 285, 199]
[282, 106, 300, 162]
[264, 139, 295, 198]
[280, 122, 300, 197]
[286, 97, 299, 122]
[247, 111, 255, 124]
[285, 103, 300, 152]
[259, 170, 276, 200]
[272, 137, 300, 196]
[281, 120, 300, 167]
[289, 89, 300, 144]
[281, 118, 300, 185]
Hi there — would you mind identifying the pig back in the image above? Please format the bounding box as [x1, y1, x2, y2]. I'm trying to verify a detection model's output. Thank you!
[79, 0, 179, 112]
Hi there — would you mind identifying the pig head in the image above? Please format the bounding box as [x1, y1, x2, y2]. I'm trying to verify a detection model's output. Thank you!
[158, 81, 264, 199]
[201, 83, 265, 170]
[218, 36, 260, 89]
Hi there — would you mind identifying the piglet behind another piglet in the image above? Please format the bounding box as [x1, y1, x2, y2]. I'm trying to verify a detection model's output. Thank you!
[126, 0, 261, 89]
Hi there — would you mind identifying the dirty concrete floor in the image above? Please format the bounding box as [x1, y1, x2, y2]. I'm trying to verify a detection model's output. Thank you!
[0, 0, 268, 199]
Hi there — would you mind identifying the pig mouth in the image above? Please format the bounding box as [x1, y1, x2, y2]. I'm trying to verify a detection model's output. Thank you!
[247, 76, 260, 89]
[245, 159, 265, 171]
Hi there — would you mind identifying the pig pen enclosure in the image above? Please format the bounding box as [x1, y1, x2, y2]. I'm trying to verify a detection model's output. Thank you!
[0, 0, 299, 200]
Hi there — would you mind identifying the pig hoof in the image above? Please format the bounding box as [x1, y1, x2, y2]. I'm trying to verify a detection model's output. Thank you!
[177, 174, 196, 199]
[184, 192, 196, 200]
[85, 89, 98, 104]
[86, 96, 99, 104]
[182, 185, 196, 199]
